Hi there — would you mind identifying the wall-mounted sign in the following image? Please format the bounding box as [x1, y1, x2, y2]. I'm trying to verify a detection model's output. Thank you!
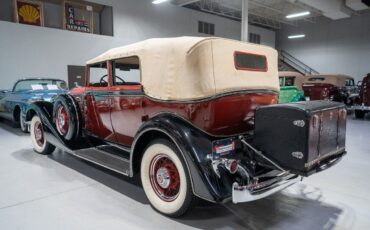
[14, 0, 44, 26]
[63, 1, 93, 34]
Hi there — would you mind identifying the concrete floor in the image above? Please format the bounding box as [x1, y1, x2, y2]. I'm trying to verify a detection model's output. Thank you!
[0, 117, 369, 230]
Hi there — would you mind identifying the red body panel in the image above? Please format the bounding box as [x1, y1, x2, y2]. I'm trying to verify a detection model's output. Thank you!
[70, 87, 278, 146]
[303, 83, 336, 100]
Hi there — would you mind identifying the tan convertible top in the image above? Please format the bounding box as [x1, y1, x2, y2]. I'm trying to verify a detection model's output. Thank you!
[88, 37, 279, 101]
[279, 71, 304, 90]
[304, 74, 353, 87]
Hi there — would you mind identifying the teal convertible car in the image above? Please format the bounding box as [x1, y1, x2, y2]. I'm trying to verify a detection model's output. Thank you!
[0, 78, 67, 132]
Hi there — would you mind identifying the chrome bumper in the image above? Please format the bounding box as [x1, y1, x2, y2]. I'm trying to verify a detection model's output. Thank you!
[353, 105, 370, 111]
[232, 172, 300, 203]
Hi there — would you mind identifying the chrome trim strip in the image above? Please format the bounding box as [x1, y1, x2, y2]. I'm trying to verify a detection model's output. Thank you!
[85, 89, 278, 104]
[352, 105, 370, 111]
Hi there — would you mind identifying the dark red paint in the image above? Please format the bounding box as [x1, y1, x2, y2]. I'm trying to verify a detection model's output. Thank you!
[302, 83, 335, 100]
[70, 86, 277, 146]
[359, 74, 370, 106]
[68, 61, 278, 146]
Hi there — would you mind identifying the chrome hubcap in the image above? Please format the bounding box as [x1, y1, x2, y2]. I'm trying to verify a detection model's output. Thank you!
[34, 121, 44, 147]
[149, 154, 181, 202]
[156, 167, 170, 189]
[58, 114, 65, 126]
[35, 128, 42, 140]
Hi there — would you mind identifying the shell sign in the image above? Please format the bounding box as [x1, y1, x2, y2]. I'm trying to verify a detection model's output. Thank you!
[15, 0, 44, 26]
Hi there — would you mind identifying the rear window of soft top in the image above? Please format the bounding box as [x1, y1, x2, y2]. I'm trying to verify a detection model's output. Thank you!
[234, 51, 267, 72]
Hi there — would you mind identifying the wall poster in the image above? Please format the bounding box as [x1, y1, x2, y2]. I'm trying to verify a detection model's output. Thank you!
[63, 1, 94, 34]
[14, 0, 44, 26]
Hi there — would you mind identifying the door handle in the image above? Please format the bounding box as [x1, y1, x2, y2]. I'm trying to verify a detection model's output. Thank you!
[104, 98, 111, 105]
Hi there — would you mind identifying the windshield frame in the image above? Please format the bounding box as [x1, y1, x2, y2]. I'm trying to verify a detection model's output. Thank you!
[12, 79, 67, 92]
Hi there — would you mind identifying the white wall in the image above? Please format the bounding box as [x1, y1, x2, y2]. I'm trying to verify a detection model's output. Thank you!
[278, 11, 370, 82]
[0, 0, 275, 89]
[249, 25, 276, 48]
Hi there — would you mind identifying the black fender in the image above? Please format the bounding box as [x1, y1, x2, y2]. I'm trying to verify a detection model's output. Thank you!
[27, 95, 83, 150]
[27, 101, 66, 145]
[130, 113, 234, 203]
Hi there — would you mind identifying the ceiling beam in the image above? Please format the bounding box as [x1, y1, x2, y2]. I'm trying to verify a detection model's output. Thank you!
[171, 0, 201, 6]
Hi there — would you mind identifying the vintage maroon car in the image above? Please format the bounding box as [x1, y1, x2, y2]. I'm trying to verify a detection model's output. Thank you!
[353, 73, 370, 118]
[303, 74, 358, 105]
[27, 37, 347, 217]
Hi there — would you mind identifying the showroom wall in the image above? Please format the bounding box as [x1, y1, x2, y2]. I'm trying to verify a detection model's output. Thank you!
[278, 11, 370, 82]
[0, 0, 275, 89]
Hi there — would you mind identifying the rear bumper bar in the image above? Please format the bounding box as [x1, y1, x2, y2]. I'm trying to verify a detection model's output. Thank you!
[352, 105, 370, 111]
[232, 172, 300, 203]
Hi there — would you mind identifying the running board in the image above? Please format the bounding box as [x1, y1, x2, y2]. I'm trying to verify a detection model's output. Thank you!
[44, 132, 131, 176]
[74, 147, 130, 176]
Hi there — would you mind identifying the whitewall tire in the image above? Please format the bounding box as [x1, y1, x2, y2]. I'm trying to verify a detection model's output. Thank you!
[30, 116, 55, 155]
[20, 112, 29, 133]
[140, 139, 196, 217]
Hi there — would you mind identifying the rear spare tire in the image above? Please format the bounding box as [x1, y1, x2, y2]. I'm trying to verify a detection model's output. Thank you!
[30, 116, 55, 155]
[140, 139, 196, 217]
[53, 96, 78, 141]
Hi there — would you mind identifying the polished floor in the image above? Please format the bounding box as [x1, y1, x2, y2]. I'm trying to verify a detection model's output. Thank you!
[0, 116, 369, 230]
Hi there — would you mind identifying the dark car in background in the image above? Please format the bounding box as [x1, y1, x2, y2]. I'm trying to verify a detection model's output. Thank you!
[0, 78, 67, 132]
[303, 74, 358, 107]
[353, 73, 370, 119]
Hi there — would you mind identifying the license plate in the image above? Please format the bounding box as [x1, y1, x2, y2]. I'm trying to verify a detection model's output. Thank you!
[212, 138, 236, 160]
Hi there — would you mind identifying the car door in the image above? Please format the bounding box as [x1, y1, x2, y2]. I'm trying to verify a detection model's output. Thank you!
[83, 62, 116, 142]
[108, 57, 145, 146]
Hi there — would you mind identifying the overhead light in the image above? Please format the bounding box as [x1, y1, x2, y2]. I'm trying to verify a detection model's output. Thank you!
[152, 0, 168, 4]
[288, 34, 306, 39]
[286, 11, 310, 19]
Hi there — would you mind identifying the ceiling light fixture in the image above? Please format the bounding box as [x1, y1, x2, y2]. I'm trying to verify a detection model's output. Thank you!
[152, 0, 168, 4]
[288, 34, 306, 39]
[286, 11, 310, 19]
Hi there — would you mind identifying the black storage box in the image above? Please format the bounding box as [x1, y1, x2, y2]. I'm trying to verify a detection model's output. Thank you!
[254, 101, 346, 176]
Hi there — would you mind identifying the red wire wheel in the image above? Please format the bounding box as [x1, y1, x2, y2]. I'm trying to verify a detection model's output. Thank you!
[34, 120, 45, 147]
[149, 154, 181, 202]
[55, 104, 69, 136]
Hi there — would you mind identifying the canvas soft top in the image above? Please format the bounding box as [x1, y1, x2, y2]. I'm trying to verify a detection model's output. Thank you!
[304, 74, 353, 87]
[279, 71, 304, 90]
[87, 37, 279, 101]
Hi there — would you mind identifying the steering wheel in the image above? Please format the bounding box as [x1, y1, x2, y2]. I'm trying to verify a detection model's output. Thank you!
[99, 75, 108, 85]
[115, 76, 126, 84]
[99, 75, 126, 85]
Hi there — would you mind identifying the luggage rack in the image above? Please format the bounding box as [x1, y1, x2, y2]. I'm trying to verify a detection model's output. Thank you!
[239, 135, 287, 173]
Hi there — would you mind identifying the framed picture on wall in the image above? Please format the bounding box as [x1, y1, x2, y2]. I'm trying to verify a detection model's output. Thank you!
[62, 0, 94, 34]
[14, 0, 44, 26]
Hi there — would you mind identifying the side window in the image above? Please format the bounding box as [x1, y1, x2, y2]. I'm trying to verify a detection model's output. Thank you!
[279, 77, 284, 87]
[285, 77, 295, 86]
[309, 77, 325, 82]
[112, 56, 141, 86]
[89, 62, 108, 87]
[346, 79, 354, 86]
